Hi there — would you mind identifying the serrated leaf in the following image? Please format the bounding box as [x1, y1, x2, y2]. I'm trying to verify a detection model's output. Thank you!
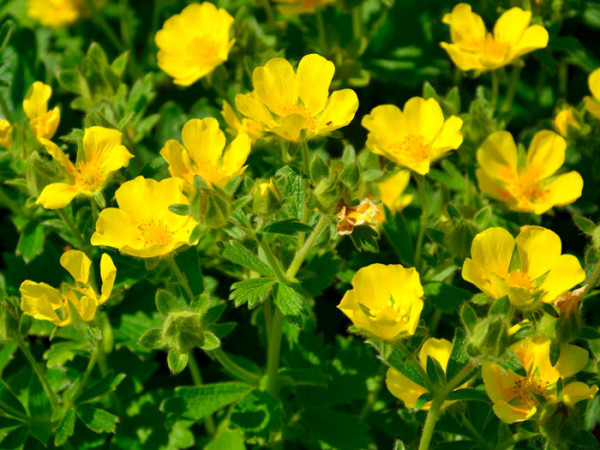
[230, 278, 276, 308]
[350, 224, 379, 253]
[220, 241, 273, 277]
[386, 348, 426, 387]
[77, 407, 118, 433]
[230, 390, 282, 438]
[460, 304, 477, 331]
[205, 429, 246, 450]
[274, 282, 306, 328]
[54, 409, 76, 446]
[76, 371, 126, 404]
[0, 379, 27, 417]
[263, 219, 313, 235]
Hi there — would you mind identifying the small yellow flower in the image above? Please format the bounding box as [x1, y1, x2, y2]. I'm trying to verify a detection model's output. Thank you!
[440, 4, 549, 72]
[476, 130, 583, 214]
[462, 226, 585, 309]
[274, 0, 335, 15]
[160, 118, 251, 192]
[91, 176, 198, 258]
[554, 107, 581, 137]
[20, 250, 116, 326]
[584, 68, 600, 119]
[0, 119, 12, 149]
[338, 263, 424, 340]
[235, 54, 359, 142]
[26, 0, 89, 27]
[23, 81, 61, 140]
[362, 97, 463, 175]
[36, 127, 134, 210]
[387, 338, 462, 409]
[335, 199, 380, 235]
[374, 170, 413, 222]
[221, 101, 264, 142]
[483, 337, 597, 423]
[155, 2, 235, 86]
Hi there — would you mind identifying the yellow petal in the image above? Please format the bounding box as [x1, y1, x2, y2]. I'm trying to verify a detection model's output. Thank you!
[544, 171, 583, 207]
[79, 296, 97, 322]
[563, 382, 598, 407]
[296, 54, 335, 115]
[83, 126, 133, 173]
[554, 344, 589, 378]
[588, 68, 600, 101]
[30, 107, 60, 140]
[492, 399, 536, 424]
[510, 25, 549, 59]
[378, 170, 412, 213]
[182, 118, 226, 167]
[23, 81, 51, 119]
[439, 42, 484, 71]
[222, 100, 242, 131]
[475, 168, 511, 201]
[526, 130, 566, 181]
[91, 207, 141, 250]
[100, 253, 117, 302]
[442, 3, 486, 46]
[0, 118, 12, 149]
[419, 338, 453, 372]
[38, 138, 76, 173]
[235, 93, 278, 129]
[482, 362, 520, 403]
[221, 133, 251, 176]
[60, 250, 91, 284]
[539, 255, 585, 303]
[431, 115, 463, 158]
[515, 226, 560, 280]
[160, 139, 195, 186]
[401, 97, 445, 143]
[477, 131, 518, 182]
[385, 367, 428, 409]
[493, 8, 532, 46]
[36, 183, 80, 209]
[273, 114, 306, 142]
[315, 89, 359, 136]
[19, 280, 63, 324]
[253, 58, 298, 116]
[362, 104, 404, 149]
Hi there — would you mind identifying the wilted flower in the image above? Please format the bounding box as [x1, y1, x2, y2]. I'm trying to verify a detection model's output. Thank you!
[91, 176, 198, 258]
[221, 101, 264, 142]
[274, 0, 335, 15]
[335, 199, 380, 235]
[440, 4, 549, 72]
[235, 54, 359, 142]
[338, 263, 424, 340]
[155, 2, 234, 86]
[584, 68, 600, 119]
[20, 250, 116, 326]
[374, 170, 413, 222]
[36, 127, 134, 209]
[554, 108, 581, 137]
[462, 226, 585, 309]
[483, 337, 597, 423]
[476, 130, 583, 214]
[23, 81, 61, 140]
[362, 97, 463, 175]
[387, 338, 463, 409]
[160, 118, 251, 192]
[0, 119, 11, 149]
[554, 285, 586, 317]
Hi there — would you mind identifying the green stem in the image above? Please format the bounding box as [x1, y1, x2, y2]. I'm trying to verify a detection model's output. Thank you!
[188, 352, 216, 436]
[352, 7, 362, 42]
[96, 338, 125, 417]
[85, 0, 124, 52]
[265, 308, 284, 397]
[57, 209, 89, 252]
[260, 240, 288, 283]
[17, 339, 59, 409]
[286, 214, 329, 279]
[0, 394, 31, 422]
[168, 257, 195, 302]
[358, 366, 385, 421]
[490, 71, 499, 112]
[299, 140, 310, 177]
[414, 174, 428, 270]
[213, 349, 261, 385]
[316, 10, 326, 50]
[71, 351, 97, 403]
[501, 66, 522, 114]
[0, 91, 13, 122]
[279, 140, 288, 163]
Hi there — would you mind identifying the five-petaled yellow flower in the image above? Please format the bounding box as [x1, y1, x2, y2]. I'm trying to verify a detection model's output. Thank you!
[476, 130, 583, 214]
[387, 338, 458, 410]
[483, 337, 597, 423]
[338, 263, 424, 340]
[274, 0, 335, 15]
[26, 0, 93, 27]
[36, 127, 134, 210]
[235, 54, 359, 142]
[20, 250, 116, 326]
[23, 81, 61, 140]
[374, 170, 413, 222]
[0, 119, 12, 149]
[221, 101, 264, 142]
[155, 2, 234, 86]
[160, 118, 251, 192]
[362, 97, 463, 175]
[462, 226, 585, 309]
[91, 176, 198, 258]
[584, 68, 600, 119]
[440, 4, 549, 72]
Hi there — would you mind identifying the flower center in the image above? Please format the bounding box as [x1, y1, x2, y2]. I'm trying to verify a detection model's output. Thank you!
[138, 220, 173, 246]
[512, 375, 549, 407]
[369, 296, 412, 324]
[508, 170, 549, 205]
[74, 160, 104, 192]
[478, 33, 509, 63]
[506, 270, 534, 290]
[190, 37, 221, 65]
[394, 134, 431, 163]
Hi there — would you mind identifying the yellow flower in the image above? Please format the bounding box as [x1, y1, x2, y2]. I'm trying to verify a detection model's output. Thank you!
[0, 119, 12, 149]
[387, 338, 461, 409]
[36, 127, 134, 210]
[160, 118, 251, 191]
[23, 81, 61, 140]
[335, 199, 380, 235]
[374, 170, 413, 222]
[338, 263, 424, 340]
[462, 226, 585, 309]
[476, 130, 583, 214]
[235, 54, 359, 142]
[155, 2, 234, 86]
[20, 250, 116, 326]
[440, 4, 549, 72]
[221, 101, 264, 142]
[362, 98, 463, 175]
[483, 337, 597, 423]
[26, 0, 89, 27]
[274, 0, 335, 15]
[91, 176, 198, 258]
[584, 68, 600, 119]
[554, 107, 581, 137]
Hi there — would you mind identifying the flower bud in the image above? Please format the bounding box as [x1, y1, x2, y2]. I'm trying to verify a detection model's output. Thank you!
[313, 177, 341, 213]
[162, 311, 204, 353]
[252, 179, 281, 215]
[197, 189, 230, 228]
[468, 316, 509, 359]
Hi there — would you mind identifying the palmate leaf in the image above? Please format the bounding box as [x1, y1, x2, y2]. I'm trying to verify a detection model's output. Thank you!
[230, 278, 276, 308]
[274, 282, 307, 328]
[220, 241, 274, 277]
[77, 407, 118, 433]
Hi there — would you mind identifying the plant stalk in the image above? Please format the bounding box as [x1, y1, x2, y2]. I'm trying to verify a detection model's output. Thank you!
[414, 175, 428, 270]
[17, 339, 60, 409]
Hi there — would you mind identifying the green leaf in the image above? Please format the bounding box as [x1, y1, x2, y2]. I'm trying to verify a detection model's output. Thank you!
[76, 371, 126, 404]
[77, 407, 118, 433]
[0, 20, 14, 53]
[473, 206, 492, 229]
[446, 329, 469, 381]
[167, 348, 189, 374]
[573, 215, 596, 236]
[415, 392, 433, 410]
[310, 154, 329, 184]
[139, 328, 165, 350]
[205, 429, 246, 450]
[340, 162, 360, 189]
[386, 348, 426, 387]
[230, 390, 282, 438]
[446, 389, 489, 402]
[426, 356, 446, 387]
[57, 68, 82, 94]
[230, 278, 276, 308]
[263, 219, 313, 235]
[201, 331, 220, 351]
[16, 221, 44, 263]
[169, 203, 190, 216]
[161, 382, 252, 421]
[0, 379, 27, 417]
[424, 282, 471, 313]
[350, 225, 379, 253]
[1, 425, 29, 449]
[489, 297, 510, 315]
[274, 282, 307, 328]
[189, 293, 211, 314]
[54, 409, 76, 447]
[383, 210, 414, 266]
[155, 289, 181, 316]
[460, 304, 477, 332]
[220, 241, 274, 277]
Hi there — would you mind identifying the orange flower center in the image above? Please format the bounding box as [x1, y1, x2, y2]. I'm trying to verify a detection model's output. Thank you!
[394, 134, 431, 163]
[74, 160, 104, 192]
[190, 37, 222, 66]
[506, 270, 534, 291]
[478, 33, 509, 64]
[512, 375, 549, 407]
[369, 296, 412, 324]
[138, 220, 174, 246]
[504, 170, 549, 206]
